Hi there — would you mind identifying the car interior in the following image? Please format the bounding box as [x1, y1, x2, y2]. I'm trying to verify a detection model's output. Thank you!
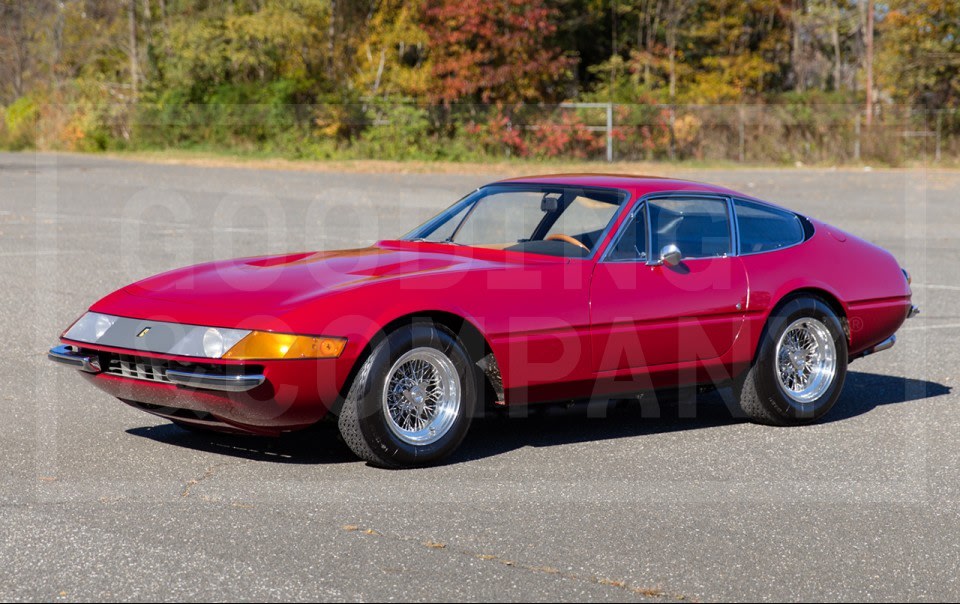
[502, 189, 622, 257]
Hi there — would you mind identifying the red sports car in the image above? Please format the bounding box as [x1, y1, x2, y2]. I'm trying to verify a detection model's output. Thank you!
[49, 175, 917, 467]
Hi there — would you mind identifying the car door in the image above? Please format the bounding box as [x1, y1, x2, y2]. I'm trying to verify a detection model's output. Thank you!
[589, 194, 748, 376]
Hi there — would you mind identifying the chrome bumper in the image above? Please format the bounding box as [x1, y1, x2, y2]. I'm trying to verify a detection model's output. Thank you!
[859, 335, 896, 358]
[48, 344, 101, 373]
[48, 344, 265, 393]
[908, 305, 920, 319]
[165, 369, 265, 393]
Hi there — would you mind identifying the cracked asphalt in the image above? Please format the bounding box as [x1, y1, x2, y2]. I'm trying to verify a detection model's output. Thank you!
[2, 152, 958, 601]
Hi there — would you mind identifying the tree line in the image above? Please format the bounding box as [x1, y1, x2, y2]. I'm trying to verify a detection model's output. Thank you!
[1, 0, 957, 162]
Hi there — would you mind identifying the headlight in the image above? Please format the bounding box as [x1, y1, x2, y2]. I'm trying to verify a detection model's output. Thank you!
[62, 313, 248, 358]
[61, 313, 344, 360]
[202, 328, 225, 358]
[94, 314, 115, 338]
[63, 312, 118, 342]
[222, 331, 346, 360]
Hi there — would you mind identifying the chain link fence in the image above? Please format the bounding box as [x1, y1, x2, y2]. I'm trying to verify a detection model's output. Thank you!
[14, 102, 960, 165]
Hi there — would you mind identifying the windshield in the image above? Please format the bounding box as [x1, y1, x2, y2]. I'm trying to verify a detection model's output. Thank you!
[403, 185, 629, 258]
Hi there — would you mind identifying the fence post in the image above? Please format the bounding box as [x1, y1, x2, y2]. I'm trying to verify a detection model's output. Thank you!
[668, 106, 676, 161]
[738, 105, 745, 163]
[606, 102, 614, 162]
[854, 111, 861, 161]
[936, 110, 942, 163]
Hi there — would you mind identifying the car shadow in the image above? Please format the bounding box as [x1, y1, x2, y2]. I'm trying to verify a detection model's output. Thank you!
[125, 422, 355, 465]
[125, 371, 949, 467]
[451, 371, 950, 463]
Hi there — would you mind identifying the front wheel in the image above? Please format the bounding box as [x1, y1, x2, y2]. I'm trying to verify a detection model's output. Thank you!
[736, 296, 848, 425]
[337, 322, 478, 468]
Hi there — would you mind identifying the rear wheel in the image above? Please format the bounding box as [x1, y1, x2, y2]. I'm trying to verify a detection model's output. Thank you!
[736, 296, 847, 425]
[337, 322, 478, 468]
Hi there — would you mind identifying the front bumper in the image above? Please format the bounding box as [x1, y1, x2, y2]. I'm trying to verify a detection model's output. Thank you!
[49, 341, 349, 433]
[48, 344, 101, 373]
[163, 369, 265, 392]
[49, 344, 264, 392]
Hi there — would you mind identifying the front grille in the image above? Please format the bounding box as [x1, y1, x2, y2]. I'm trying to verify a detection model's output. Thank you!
[79, 348, 263, 386]
[107, 353, 173, 384]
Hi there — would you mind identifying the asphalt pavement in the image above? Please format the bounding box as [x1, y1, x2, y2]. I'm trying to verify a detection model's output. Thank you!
[1, 152, 957, 601]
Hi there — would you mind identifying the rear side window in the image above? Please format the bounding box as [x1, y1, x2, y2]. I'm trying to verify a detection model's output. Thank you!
[734, 199, 804, 254]
[648, 197, 732, 258]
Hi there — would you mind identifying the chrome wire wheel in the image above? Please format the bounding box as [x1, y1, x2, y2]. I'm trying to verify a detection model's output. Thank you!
[774, 317, 838, 404]
[382, 347, 461, 446]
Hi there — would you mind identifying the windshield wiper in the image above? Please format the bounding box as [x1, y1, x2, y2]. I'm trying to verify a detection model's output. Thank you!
[406, 237, 463, 246]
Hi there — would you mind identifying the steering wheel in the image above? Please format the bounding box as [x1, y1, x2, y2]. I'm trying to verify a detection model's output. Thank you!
[545, 233, 590, 252]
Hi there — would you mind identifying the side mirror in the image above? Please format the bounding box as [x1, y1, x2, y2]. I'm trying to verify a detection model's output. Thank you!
[657, 244, 682, 267]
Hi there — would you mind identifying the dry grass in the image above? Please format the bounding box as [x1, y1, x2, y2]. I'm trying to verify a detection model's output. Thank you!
[101, 149, 692, 176]
[87, 148, 959, 177]
[22, 148, 960, 176]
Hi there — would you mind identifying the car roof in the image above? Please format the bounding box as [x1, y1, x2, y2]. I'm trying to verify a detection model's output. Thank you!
[494, 173, 744, 198]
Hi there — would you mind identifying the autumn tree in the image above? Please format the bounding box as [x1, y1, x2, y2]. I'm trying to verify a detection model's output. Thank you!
[422, 0, 576, 104]
[0, 0, 56, 103]
[3, 0, 960, 160]
[353, 0, 431, 99]
[877, 0, 960, 108]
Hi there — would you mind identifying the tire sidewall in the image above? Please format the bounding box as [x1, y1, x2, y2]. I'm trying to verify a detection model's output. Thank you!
[754, 297, 848, 422]
[354, 323, 477, 466]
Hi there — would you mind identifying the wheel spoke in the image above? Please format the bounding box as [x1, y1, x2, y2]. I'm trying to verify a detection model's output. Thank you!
[381, 347, 462, 446]
[774, 317, 837, 403]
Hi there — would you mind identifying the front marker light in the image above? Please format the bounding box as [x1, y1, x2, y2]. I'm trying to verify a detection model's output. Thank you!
[222, 332, 346, 360]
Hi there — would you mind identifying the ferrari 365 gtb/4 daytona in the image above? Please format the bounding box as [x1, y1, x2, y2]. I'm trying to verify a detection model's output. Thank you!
[50, 175, 917, 467]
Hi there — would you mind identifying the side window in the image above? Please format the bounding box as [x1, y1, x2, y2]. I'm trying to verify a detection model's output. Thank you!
[648, 197, 731, 258]
[606, 205, 647, 261]
[547, 193, 621, 249]
[734, 199, 804, 253]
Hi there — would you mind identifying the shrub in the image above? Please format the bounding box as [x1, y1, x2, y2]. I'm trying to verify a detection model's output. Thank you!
[464, 106, 528, 158]
[356, 104, 434, 159]
[3, 96, 39, 149]
[528, 111, 606, 159]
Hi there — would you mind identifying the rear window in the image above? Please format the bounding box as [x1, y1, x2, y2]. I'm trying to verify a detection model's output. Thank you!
[734, 199, 804, 254]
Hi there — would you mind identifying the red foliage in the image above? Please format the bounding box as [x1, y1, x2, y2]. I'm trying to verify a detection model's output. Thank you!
[466, 106, 529, 157]
[467, 108, 621, 160]
[423, 0, 575, 104]
[529, 112, 606, 159]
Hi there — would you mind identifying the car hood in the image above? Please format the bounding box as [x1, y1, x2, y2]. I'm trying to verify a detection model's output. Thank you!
[111, 241, 563, 323]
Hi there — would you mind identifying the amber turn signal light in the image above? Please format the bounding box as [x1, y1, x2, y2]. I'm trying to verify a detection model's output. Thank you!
[222, 332, 346, 360]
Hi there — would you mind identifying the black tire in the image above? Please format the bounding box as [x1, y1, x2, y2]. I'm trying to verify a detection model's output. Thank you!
[337, 322, 479, 468]
[735, 295, 848, 425]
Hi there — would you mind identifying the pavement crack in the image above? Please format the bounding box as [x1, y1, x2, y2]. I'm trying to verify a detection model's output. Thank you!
[340, 523, 691, 601]
[179, 461, 239, 498]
